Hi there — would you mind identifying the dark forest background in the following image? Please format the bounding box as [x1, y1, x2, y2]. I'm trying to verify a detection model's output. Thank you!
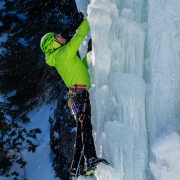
[0, 0, 85, 179]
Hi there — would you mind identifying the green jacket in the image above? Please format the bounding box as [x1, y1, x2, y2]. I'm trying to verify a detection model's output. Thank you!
[45, 18, 91, 88]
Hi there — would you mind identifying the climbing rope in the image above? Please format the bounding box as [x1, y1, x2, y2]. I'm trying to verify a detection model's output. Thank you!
[74, 145, 84, 179]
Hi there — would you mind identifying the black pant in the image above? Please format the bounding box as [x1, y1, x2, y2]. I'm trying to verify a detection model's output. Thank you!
[69, 90, 97, 170]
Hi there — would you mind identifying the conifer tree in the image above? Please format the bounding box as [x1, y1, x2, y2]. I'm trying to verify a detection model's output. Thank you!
[0, 0, 84, 179]
[0, 0, 82, 114]
[0, 97, 42, 179]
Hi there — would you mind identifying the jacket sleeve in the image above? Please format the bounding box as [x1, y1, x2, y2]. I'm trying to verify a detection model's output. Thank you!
[59, 18, 90, 60]
[81, 53, 89, 69]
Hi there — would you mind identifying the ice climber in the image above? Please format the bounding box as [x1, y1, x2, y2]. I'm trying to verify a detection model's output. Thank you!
[40, 17, 108, 178]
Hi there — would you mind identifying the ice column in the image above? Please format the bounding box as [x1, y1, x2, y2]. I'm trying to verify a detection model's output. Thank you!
[87, 0, 112, 88]
[87, 0, 112, 157]
[103, 73, 148, 180]
[118, 8, 145, 77]
[148, 0, 180, 144]
[76, 0, 148, 179]
[75, 0, 90, 15]
[147, 0, 180, 179]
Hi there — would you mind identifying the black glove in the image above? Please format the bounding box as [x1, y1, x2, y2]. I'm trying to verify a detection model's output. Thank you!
[87, 39, 92, 53]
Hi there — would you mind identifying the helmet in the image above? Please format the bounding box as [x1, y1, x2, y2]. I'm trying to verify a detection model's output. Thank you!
[40, 32, 55, 53]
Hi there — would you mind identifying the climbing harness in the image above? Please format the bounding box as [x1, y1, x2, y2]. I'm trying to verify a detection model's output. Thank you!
[67, 89, 87, 123]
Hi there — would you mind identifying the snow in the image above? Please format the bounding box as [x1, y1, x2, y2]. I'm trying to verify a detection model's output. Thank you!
[0, 33, 8, 54]
[1, 0, 180, 179]
[0, 0, 5, 10]
[150, 133, 180, 180]
[18, 38, 28, 46]
[25, 103, 58, 180]
[0, 103, 58, 180]
[17, 14, 26, 21]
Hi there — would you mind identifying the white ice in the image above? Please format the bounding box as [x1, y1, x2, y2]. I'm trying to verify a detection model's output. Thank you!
[77, 0, 180, 180]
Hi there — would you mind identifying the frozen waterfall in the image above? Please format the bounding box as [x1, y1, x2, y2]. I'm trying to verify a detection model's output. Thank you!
[76, 0, 180, 180]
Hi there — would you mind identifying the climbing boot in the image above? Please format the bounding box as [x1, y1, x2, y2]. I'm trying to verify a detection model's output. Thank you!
[88, 157, 109, 168]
